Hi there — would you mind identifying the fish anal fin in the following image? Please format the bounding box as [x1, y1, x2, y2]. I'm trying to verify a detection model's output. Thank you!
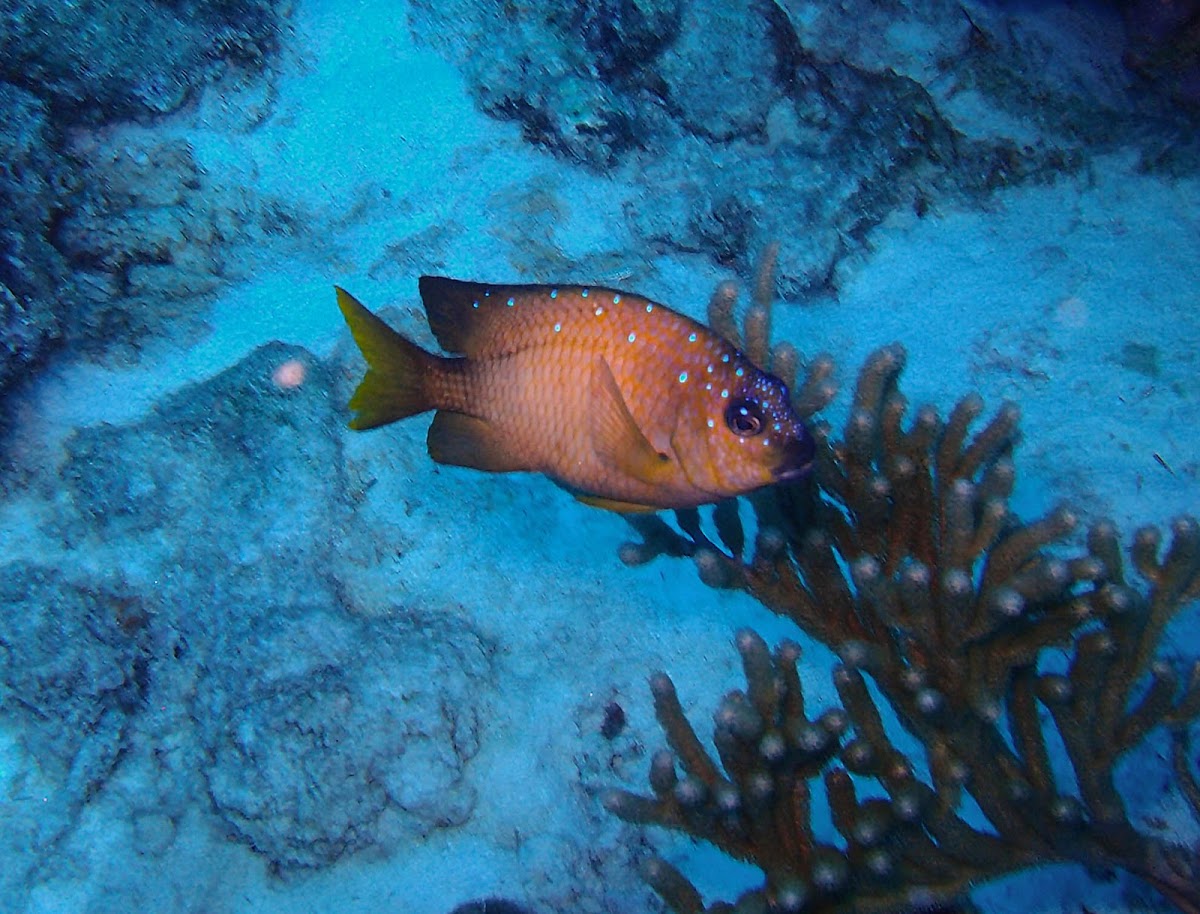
[574, 493, 660, 513]
[427, 412, 528, 473]
[590, 357, 672, 486]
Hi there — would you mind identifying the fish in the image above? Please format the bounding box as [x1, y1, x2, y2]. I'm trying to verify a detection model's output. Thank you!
[335, 276, 815, 513]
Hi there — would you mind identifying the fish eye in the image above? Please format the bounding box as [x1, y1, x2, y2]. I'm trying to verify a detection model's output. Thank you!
[725, 399, 765, 437]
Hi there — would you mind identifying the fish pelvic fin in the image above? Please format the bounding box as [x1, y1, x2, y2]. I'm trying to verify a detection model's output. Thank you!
[336, 286, 439, 430]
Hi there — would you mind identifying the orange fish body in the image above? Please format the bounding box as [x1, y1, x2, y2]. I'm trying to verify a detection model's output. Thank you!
[336, 277, 814, 512]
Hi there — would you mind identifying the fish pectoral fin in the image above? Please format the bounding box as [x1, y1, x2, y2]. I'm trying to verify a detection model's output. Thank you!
[573, 493, 660, 513]
[427, 412, 527, 473]
[589, 357, 673, 486]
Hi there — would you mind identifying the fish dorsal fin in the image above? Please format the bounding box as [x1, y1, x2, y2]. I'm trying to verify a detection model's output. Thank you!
[590, 357, 673, 487]
[419, 276, 547, 358]
[427, 412, 528, 473]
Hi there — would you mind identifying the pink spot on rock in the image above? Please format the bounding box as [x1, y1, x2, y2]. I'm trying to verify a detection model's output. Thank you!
[272, 358, 307, 390]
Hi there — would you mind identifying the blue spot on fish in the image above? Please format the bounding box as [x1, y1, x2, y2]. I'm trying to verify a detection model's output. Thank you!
[582, 288, 590, 298]
[628, 332, 636, 343]
[507, 297, 515, 307]
[688, 333, 697, 343]
[550, 289, 558, 299]
[613, 294, 621, 304]
[679, 371, 688, 383]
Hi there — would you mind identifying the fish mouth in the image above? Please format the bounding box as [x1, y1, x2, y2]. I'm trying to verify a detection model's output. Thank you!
[773, 435, 816, 482]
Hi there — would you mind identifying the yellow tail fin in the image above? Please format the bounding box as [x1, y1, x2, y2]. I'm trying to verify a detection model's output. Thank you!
[335, 286, 438, 430]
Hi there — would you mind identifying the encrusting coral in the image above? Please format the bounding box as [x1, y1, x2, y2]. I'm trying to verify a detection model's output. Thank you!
[604, 254, 1200, 913]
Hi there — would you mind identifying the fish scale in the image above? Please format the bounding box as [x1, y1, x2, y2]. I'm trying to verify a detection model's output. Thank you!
[336, 277, 815, 512]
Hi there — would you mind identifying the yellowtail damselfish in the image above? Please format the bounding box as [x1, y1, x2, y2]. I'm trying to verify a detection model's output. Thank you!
[336, 277, 814, 512]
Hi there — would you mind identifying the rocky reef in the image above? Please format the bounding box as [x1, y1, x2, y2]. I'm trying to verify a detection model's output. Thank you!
[0, 0, 289, 399]
[0, 343, 493, 896]
[409, 0, 1199, 296]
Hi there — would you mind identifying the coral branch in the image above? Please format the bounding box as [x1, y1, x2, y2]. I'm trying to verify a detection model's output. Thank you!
[610, 268, 1200, 913]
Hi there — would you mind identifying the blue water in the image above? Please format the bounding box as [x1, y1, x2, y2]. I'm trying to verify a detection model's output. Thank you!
[1, 1, 1197, 912]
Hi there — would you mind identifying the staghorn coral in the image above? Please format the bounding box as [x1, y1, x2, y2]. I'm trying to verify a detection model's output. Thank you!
[605, 266, 1200, 912]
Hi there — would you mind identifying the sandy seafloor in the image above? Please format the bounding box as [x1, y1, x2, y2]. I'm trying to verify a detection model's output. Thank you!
[1, 0, 1198, 912]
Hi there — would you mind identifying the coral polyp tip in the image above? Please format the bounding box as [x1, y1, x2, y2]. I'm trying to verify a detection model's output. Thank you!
[852, 807, 890, 846]
[998, 400, 1021, 422]
[972, 694, 1002, 723]
[836, 641, 873, 669]
[1132, 520, 1161, 549]
[748, 771, 774, 803]
[755, 526, 787, 561]
[777, 639, 802, 664]
[811, 851, 850, 893]
[1049, 795, 1084, 826]
[890, 784, 923, 822]
[864, 848, 893, 878]
[774, 880, 810, 913]
[793, 721, 830, 754]
[820, 709, 850, 736]
[1098, 583, 1138, 614]
[1038, 674, 1073, 703]
[649, 750, 678, 795]
[941, 569, 972, 598]
[648, 671, 674, 698]
[617, 542, 652, 566]
[715, 783, 741, 814]
[674, 777, 707, 808]
[1005, 779, 1032, 802]
[599, 789, 625, 814]
[915, 687, 945, 717]
[610, 333, 1200, 914]
[891, 454, 917, 479]
[841, 737, 875, 771]
[1171, 515, 1198, 538]
[900, 560, 931, 588]
[759, 730, 787, 764]
[851, 556, 882, 587]
[734, 627, 760, 653]
[991, 587, 1025, 619]
[694, 548, 732, 588]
